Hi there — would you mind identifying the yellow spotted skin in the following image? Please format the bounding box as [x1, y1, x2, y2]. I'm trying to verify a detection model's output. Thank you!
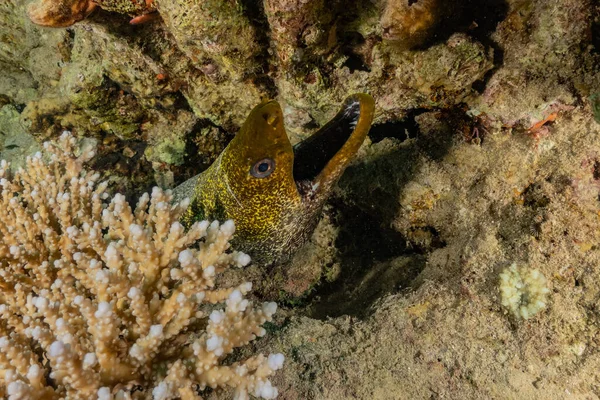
[179, 94, 375, 264]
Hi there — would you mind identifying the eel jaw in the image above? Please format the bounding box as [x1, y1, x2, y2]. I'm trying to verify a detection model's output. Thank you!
[292, 93, 375, 200]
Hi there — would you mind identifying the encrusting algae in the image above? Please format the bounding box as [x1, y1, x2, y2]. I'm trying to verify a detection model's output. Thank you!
[176, 94, 375, 264]
[0, 132, 284, 399]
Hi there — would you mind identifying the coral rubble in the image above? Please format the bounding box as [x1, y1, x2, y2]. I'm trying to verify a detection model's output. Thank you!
[0, 133, 284, 399]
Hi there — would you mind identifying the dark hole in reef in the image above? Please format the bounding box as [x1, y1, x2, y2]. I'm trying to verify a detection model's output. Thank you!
[471, 78, 488, 94]
[408, 0, 419, 5]
[593, 160, 600, 180]
[339, 31, 371, 72]
[521, 182, 550, 209]
[463, 0, 509, 40]
[369, 120, 417, 143]
[369, 109, 427, 143]
[591, 19, 600, 54]
[342, 54, 370, 72]
[469, 29, 505, 92]
[172, 91, 193, 112]
[301, 119, 321, 131]
[407, 0, 509, 50]
[305, 202, 428, 320]
[179, 119, 233, 185]
[300, 125, 454, 319]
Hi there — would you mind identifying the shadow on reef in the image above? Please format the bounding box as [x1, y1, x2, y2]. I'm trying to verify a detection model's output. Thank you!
[368, 109, 425, 143]
[420, 0, 509, 49]
[305, 202, 428, 320]
[392, 0, 508, 94]
[303, 114, 456, 319]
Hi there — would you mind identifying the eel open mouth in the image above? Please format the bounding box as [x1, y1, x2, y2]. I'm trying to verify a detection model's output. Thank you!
[292, 94, 374, 197]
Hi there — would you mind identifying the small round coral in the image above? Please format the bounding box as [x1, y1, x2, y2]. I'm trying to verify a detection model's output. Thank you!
[499, 263, 550, 320]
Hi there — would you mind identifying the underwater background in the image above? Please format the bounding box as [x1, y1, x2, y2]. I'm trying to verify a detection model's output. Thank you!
[2, 0, 600, 398]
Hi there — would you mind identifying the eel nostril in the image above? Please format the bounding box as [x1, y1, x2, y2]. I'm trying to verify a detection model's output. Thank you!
[264, 113, 279, 126]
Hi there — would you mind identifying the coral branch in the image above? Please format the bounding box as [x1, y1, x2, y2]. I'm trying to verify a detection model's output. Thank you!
[0, 132, 283, 399]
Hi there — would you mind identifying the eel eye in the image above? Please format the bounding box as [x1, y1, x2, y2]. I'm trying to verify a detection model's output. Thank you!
[250, 158, 275, 178]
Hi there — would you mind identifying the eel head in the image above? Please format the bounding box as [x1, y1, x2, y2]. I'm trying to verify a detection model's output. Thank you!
[222, 93, 375, 210]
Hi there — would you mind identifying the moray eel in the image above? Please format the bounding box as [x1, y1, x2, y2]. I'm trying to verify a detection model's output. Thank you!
[175, 93, 375, 264]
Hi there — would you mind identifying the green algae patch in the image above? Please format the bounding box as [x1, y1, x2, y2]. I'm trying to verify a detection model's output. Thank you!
[0, 105, 41, 169]
[589, 93, 600, 123]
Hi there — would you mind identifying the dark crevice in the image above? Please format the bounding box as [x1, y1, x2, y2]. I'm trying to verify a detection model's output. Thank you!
[342, 54, 370, 72]
[453, 0, 508, 94]
[369, 109, 428, 143]
[305, 202, 427, 320]
[431, 0, 509, 46]
[591, 17, 600, 54]
[171, 91, 193, 112]
[593, 160, 600, 180]
[238, 0, 278, 98]
[303, 128, 453, 318]
[88, 9, 137, 33]
[340, 32, 371, 72]
[408, 0, 508, 93]
[90, 139, 153, 202]
[470, 37, 505, 95]
[521, 182, 550, 210]
[178, 119, 233, 185]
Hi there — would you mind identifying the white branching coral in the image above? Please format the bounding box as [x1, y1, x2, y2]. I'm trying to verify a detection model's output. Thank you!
[499, 263, 550, 320]
[0, 132, 284, 399]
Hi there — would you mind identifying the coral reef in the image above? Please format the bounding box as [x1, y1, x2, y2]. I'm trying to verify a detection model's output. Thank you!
[157, 0, 261, 81]
[271, 105, 600, 399]
[263, 0, 335, 70]
[2, 0, 495, 197]
[3, 0, 600, 397]
[0, 133, 284, 398]
[96, 0, 157, 19]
